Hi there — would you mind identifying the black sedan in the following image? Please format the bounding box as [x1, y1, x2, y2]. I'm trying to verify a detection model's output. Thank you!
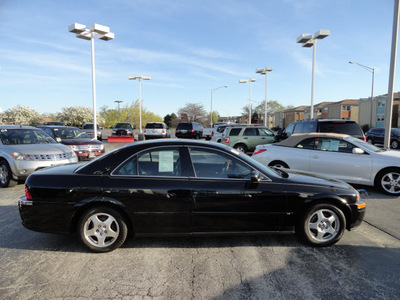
[18, 139, 366, 252]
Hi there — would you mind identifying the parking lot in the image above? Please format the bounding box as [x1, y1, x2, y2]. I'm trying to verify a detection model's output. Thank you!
[0, 139, 399, 299]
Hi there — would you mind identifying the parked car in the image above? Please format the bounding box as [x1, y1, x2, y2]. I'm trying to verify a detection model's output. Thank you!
[111, 123, 134, 136]
[175, 122, 203, 139]
[252, 132, 400, 195]
[0, 125, 77, 188]
[42, 121, 64, 126]
[37, 126, 105, 161]
[209, 123, 244, 143]
[18, 139, 365, 252]
[144, 122, 170, 139]
[221, 125, 275, 153]
[203, 122, 233, 140]
[365, 127, 400, 149]
[82, 123, 102, 141]
[274, 119, 365, 142]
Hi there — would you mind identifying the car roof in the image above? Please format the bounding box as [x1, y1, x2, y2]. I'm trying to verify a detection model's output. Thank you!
[38, 125, 80, 130]
[276, 132, 350, 147]
[0, 125, 41, 130]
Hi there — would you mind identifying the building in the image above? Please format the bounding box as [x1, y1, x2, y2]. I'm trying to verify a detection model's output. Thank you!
[304, 102, 334, 120]
[326, 99, 359, 122]
[359, 92, 400, 128]
[282, 106, 308, 128]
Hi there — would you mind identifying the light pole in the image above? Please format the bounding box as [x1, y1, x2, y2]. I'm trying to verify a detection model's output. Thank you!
[297, 30, 330, 120]
[128, 75, 151, 133]
[239, 78, 256, 124]
[114, 100, 123, 112]
[68, 23, 114, 141]
[210, 86, 227, 127]
[349, 61, 375, 126]
[256, 67, 273, 127]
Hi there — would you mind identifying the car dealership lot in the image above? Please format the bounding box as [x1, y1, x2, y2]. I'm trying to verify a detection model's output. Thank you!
[1, 183, 399, 299]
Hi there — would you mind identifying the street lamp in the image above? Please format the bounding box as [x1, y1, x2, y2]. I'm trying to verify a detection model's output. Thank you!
[349, 61, 375, 126]
[68, 23, 114, 140]
[210, 86, 227, 127]
[297, 29, 330, 120]
[128, 75, 151, 133]
[114, 100, 123, 112]
[239, 79, 256, 124]
[256, 67, 273, 127]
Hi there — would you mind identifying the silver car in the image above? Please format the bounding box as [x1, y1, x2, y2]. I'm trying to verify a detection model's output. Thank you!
[0, 125, 78, 188]
[252, 132, 400, 195]
[144, 122, 170, 139]
[82, 123, 102, 141]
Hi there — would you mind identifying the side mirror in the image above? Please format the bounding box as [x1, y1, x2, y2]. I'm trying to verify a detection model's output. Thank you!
[251, 170, 262, 182]
[352, 148, 365, 154]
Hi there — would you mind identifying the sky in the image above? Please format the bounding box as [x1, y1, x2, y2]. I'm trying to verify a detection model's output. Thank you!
[0, 0, 398, 119]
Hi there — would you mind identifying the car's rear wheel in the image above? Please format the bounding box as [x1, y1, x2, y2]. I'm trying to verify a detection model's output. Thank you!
[78, 206, 128, 253]
[298, 204, 345, 247]
[376, 168, 400, 196]
[0, 160, 17, 188]
[268, 161, 289, 169]
[234, 143, 248, 153]
[390, 140, 399, 149]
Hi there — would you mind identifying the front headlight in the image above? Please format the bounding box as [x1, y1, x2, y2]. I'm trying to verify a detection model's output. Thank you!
[11, 152, 30, 160]
[68, 145, 79, 151]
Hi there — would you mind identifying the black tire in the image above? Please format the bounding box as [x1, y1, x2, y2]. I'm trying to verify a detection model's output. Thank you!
[375, 168, 400, 196]
[297, 204, 346, 247]
[234, 143, 248, 153]
[0, 160, 17, 188]
[268, 161, 289, 169]
[195, 134, 200, 140]
[367, 138, 374, 145]
[78, 206, 128, 253]
[390, 140, 399, 149]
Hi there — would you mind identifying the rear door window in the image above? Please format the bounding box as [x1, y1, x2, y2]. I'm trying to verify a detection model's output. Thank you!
[229, 128, 242, 136]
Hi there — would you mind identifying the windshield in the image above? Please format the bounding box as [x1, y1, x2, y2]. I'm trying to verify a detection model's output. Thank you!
[82, 124, 99, 130]
[53, 127, 91, 139]
[0, 129, 56, 145]
[346, 136, 382, 152]
[114, 123, 131, 129]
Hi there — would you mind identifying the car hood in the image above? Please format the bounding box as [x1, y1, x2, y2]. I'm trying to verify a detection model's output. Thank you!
[282, 168, 355, 191]
[2, 143, 73, 154]
[60, 138, 100, 145]
[373, 149, 400, 159]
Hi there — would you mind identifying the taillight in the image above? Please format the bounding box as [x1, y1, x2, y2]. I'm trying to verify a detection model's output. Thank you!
[211, 131, 214, 137]
[162, 129, 165, 133]
[25, 185, 32, 200]
[192, 129, 195, 133]
[362, 134, 366, 141]
[144, 129, 146, 133]
[253, 149, 266, 156]
[224, 137, 230, 143]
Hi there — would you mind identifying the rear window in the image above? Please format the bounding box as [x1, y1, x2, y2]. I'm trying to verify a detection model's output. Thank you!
[177, 123, 192, 130]
[82, 124, 99, 130]
[318, 122, 363, 135]
[146, 123, 163, 129]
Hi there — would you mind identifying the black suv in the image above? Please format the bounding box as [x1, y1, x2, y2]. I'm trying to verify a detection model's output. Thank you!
[275, 119, 365, 142]
[365, 127, 400, 149]
[175, 122, 203, 139]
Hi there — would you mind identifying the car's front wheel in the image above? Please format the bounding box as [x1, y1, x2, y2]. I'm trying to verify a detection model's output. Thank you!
[376, 168, 400, 196]
[0, 160, 17, 188]
[298, 204, 346, 247]
[268, 161, 289, 169]
[367, 138, 374, 144]
[78, 206, 128, 252]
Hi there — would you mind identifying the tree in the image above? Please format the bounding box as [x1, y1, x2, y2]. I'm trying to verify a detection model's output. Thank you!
[177, 102, 207, 124]
[164, 113, 177, 128]
[2, 105, 42, 126]
[57, 106, 104, 127]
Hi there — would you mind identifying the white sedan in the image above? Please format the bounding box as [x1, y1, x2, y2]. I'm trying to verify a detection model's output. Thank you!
[252, 133, 400, 196]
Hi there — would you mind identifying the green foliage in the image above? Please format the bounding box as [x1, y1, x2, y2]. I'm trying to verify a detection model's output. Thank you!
[100, 100, 162, 128]
[177, 102, 207, 125]
[164, 113, 178, 128]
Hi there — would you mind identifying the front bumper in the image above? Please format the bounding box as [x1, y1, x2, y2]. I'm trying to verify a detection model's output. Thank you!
[74, 149, 105, 160]
[348, 199, 366, 230]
